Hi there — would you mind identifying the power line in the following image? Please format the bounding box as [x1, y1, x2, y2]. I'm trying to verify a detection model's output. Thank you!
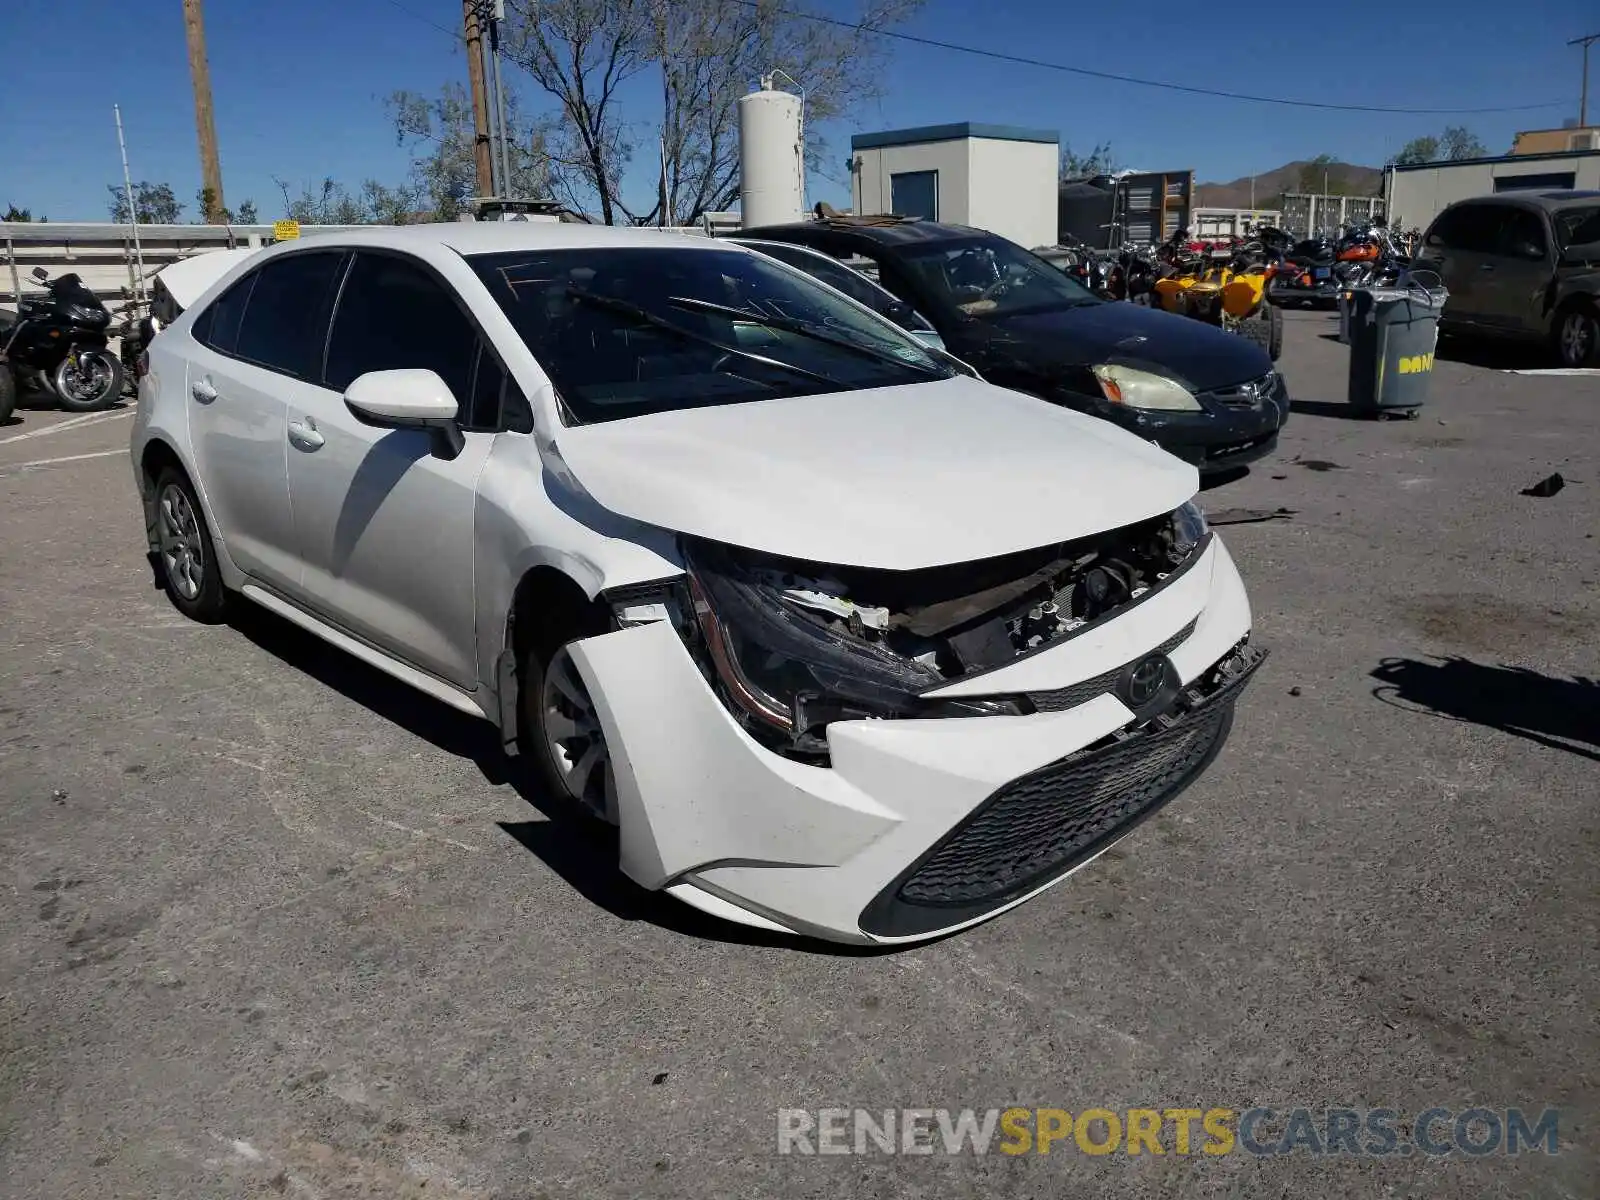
[729, 0, 1567, 115]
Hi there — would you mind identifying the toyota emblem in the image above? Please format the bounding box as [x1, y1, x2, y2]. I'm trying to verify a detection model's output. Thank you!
[1118, 654, 1172, 709]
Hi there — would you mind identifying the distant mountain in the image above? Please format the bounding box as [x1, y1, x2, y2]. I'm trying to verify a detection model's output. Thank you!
[1196, 160, 1384, 210]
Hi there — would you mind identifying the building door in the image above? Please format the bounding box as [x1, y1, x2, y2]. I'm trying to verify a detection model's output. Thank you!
[891, 170, 938, 220]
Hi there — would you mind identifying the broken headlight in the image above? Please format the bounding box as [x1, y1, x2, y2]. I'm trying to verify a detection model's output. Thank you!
[1173, 499, 1207, 553]
[682, 543, 1020, 758]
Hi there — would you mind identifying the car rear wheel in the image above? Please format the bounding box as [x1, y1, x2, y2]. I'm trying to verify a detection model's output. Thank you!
[153, 468, 228, 623]
[1554, 305, 1599, 367]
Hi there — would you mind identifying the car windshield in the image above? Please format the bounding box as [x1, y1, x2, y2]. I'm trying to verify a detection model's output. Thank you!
[893, 235, 1098, 319]
[1554, 205, 1600, 250]
[469, 246, 952, 424]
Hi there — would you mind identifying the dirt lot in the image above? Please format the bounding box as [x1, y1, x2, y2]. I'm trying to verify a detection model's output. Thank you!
[1, 310, 1595, 1199]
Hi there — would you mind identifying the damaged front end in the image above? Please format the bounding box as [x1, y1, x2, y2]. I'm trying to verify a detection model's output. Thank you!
[661, 502, 1213, 762]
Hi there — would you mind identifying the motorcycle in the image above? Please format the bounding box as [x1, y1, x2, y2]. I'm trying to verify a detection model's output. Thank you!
[1266, 231, 1340, 307]
[1, 267, 124, 415]
[1151, 232, 1284, 360]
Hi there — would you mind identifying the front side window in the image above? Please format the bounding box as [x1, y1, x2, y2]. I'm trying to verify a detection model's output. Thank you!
[469, 245, 952, 425]
[1430, 204, 1503, 254]
[891, 235, 1098, 319]
[1496, 210, 1549, 260]
[325, 252, 478, 401]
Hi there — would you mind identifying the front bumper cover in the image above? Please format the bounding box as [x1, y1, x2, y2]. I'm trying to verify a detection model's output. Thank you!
[566, 536, 1256, 944]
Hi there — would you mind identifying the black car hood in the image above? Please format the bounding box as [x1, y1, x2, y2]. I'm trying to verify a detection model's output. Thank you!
[986, 300, 1271, 391]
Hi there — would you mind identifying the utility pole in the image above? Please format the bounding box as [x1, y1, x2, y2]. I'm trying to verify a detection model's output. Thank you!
[183, 0, 225, 223]
[1571, 33, 1600, 127]
[464, 0, 494, 198]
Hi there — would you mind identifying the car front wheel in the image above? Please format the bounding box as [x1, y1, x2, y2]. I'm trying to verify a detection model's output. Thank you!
[1555, 304, 1599, 367]
[520, 637, 618, 824]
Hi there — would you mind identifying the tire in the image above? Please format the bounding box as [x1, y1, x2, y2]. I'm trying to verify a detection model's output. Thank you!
[0, 367, 16, 426]
[517, 604, 618, 824]
[1266, 302, 1284, 360]
[51, 347, 123, 412]
[1553, 303, 1600, 368]
[152, 468, 229, 623]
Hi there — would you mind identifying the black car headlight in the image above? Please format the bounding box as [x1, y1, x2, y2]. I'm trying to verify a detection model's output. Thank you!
[680, 543, 1020, 757]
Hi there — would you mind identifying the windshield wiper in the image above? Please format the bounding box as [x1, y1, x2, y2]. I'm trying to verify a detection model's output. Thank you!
[565, 288, 839, 387]
[665, 295, 945, 376]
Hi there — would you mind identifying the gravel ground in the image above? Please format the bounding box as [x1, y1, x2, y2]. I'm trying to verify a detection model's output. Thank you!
[1, 311, 1595, 1199]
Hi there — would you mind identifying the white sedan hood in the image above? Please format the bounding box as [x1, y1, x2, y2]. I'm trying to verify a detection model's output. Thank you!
[551, 376, 1199, 571]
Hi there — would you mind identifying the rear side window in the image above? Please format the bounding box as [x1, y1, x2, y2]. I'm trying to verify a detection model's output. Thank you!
[233, 251, 345, 378]
[324, 252, 477, 401]
[194, 273, 255, 355]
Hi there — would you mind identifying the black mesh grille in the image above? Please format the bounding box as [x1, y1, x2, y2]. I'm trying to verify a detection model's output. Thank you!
[896, 700, 1229, 907]
[859, 645, 1265, 938]
[1027, 619, 1197, 713]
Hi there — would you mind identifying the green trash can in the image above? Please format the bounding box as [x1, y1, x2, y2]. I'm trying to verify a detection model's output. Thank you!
[1346, 273, 1447, 417]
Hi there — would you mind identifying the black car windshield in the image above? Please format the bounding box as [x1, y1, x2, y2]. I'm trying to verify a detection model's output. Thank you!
[469, 245, 952, 423]
[893, 235, 1098, 319]
[1554, 205, 1600, 250]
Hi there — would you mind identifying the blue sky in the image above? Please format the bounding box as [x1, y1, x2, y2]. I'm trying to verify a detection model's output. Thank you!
[1, 0, 1592, 222]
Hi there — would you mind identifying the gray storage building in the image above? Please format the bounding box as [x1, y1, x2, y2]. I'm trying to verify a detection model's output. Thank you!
[1384, 148, 1600, 231]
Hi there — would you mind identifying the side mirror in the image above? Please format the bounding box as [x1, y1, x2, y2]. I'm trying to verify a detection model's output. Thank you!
[1516, 241, 1546, 261]
[884, 299, 917, 328]
[344, 368, 465, 459]
[30, 266, 48, 281]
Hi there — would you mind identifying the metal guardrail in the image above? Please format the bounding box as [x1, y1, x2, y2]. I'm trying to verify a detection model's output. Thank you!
[0, 222, 375, 315]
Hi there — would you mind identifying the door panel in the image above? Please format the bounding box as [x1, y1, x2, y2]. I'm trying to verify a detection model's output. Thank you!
[184, 343, 298, 591]
[1480, 209, 1554, 333]
[285, 249, 493, 689]
[285, 392, 490, 687]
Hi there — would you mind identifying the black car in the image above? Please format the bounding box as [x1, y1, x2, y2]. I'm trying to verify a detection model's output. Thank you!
[736, 217, 1288, 473]
[1410, 191, 1600, 367]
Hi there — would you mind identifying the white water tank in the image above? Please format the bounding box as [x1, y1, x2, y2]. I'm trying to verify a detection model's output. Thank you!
[738, 81, 804, 229]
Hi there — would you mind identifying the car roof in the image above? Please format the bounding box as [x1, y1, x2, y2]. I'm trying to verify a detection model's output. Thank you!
[1447, 190, 1600, 213]
[293, 221, 743, 257]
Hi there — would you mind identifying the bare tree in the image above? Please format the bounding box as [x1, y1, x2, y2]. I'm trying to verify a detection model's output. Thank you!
[501, 0, 652, 225]
[503, 0, 922, 226]
[1059, 142, 1117, 181]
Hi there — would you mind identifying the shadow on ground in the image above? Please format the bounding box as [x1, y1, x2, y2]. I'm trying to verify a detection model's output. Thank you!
[1370, 655, 1600, 761]
[1434, 335, 1553, 371]
[1290, 399, 1368, 421]
[224, 601, 901, 955]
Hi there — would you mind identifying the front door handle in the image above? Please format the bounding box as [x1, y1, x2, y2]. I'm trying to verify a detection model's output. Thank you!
[288, 418, 325, 450]
[191, 379, 217, 402]
[1478, 263, 1496, 271]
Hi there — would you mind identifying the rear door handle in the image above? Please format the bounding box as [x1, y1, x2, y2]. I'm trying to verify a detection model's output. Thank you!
[1478, 263, 1496, 271]
[288, 418, 324, 450]
[191, 379, 217, 402]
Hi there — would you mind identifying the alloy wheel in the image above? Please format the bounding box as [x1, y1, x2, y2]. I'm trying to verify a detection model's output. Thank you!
[59, 353, 111, 404]
[540, 646, 617, 822]
[1560, 312, 1594, 366]
[157, 483, 205, 601]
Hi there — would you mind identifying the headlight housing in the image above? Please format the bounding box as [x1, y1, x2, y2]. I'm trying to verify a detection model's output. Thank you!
[1173, 499, 1207, 552]
[1091, 364, 1201, 412]
[680, 542, 1019, 759]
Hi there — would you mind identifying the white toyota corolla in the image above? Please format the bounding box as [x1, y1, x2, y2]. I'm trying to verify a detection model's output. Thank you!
[130, 222, 1262, 944]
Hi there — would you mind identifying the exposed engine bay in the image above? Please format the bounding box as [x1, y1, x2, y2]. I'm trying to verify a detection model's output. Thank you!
[673, 504, 1210, 758]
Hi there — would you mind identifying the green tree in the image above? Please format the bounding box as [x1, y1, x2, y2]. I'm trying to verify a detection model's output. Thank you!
[236, 198, 259, 224]
[107, 182, 183, 224]
[3, 205, 32, 222]
[1060, 142, 1117, 180]
[1394, 127, 1486, 166]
